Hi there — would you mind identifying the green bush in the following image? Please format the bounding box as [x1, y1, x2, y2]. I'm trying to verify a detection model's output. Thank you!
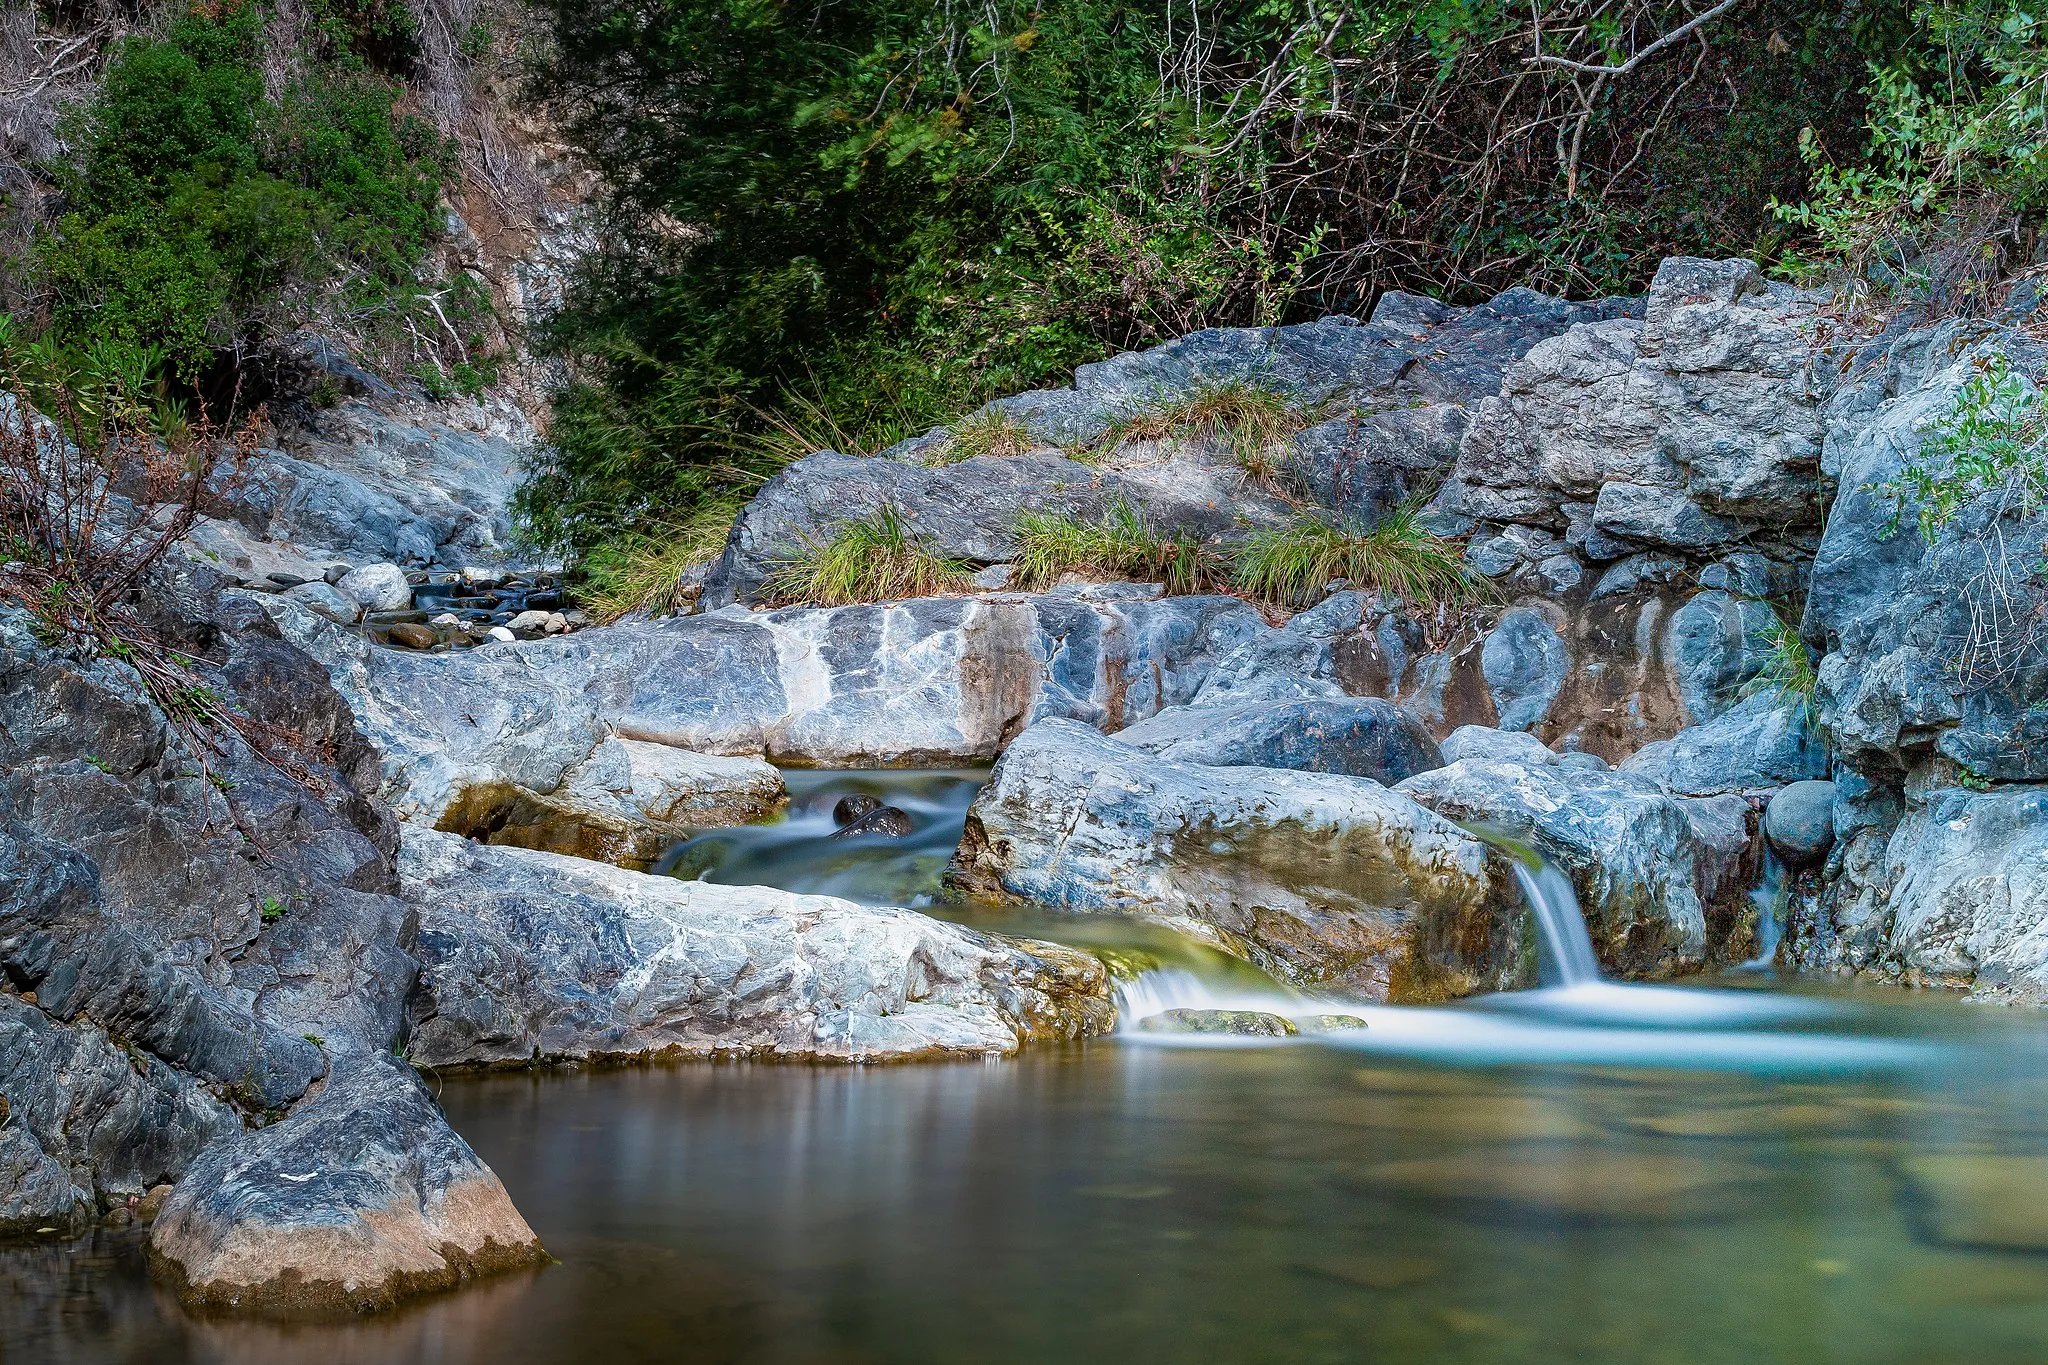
[30, 1, 449, 384]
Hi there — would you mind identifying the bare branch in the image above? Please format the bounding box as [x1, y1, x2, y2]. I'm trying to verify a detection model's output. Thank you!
[1525, 0, 1742, 77]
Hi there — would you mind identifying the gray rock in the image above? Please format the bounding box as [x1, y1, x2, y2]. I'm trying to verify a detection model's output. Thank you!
[1666, 590, 1781, 724]
[1481, 607, 1570, 731]
[400, 828, 1113, 1065]
[1110, 697, 1444, 783]
[1592, 481, 1751, 549]
[1765, 780, 1837, 865]
[336, 562, 411, 613]
[1135, 1009, 1298, 1037]
[1190, 591, 1376, 705]
[1621, 692, 1828, 796]
[149, 1053, 543, 1315]
[1878, 787, 2048, 999]
[1288, 405, 1469, 527]
[952, 720, 1510, 1000]
[1440, 726, 1558, 766]
[1396, 756, 1751, 974]
[1590, 552, 1689, 601]
[282, 579, 360, 624]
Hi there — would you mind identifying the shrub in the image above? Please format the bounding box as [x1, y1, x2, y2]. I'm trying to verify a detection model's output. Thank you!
[762, 504, 972, 606]
[576, 498, 744, 623]
[1874, 352, 2048, 540]
[1233, 505, 1477, 610]
[1100, 380, 1313, 485]
[1011, 500, 1220, 595]
[1741, 612, 1821, 723]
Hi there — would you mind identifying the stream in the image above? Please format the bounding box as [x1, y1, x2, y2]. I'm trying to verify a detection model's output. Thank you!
[11, 771, 2048, 1362]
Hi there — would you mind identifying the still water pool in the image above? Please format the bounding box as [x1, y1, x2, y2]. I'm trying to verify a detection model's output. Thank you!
[11, 773, 2048, 1363]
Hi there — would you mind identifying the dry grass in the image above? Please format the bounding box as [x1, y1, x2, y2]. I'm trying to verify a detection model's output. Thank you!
[929, 407, 1035, 465]
[576, 498, 742, 622]
[1098, 379, 1312, 486]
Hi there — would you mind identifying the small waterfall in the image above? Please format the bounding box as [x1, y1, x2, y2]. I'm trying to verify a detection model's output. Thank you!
[1464, 824, 1601, 988]
[1746, 847, 1790, 967]
[1109, 966, 1308, 1032]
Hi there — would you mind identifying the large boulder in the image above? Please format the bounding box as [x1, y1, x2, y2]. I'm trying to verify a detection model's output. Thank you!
[950, 720, 1512, 1000]
[1875, 786, 2048, 999]
[1621, 692, 1828, 796]
[1396, 756, 1751, 974]
[149, 1053, 544, 1316]
[400, 828, 1115, 1065]
[1109, 696, 1443, 783]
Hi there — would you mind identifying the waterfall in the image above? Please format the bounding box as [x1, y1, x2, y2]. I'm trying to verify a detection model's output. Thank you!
[1746, 847, 1790, 967]
[1464, 824, 1601, 988]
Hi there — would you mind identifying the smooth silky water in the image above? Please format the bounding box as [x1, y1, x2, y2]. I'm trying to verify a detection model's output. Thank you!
[14, 771, 2048, 1364]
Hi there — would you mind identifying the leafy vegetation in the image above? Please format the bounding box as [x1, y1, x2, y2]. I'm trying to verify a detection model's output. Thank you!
[1011, 501, 1221, 596]
[763, 504, 973, 606]
[1740, 611, 1821, 723]
[1233, 506, 1478, 610]
[1875, 352, 2048, 540]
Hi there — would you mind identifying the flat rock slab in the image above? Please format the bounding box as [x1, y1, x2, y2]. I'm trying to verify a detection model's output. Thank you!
[400, 828, 1114, 1066]
[952, 720, 1511, 1001]
[149, 1053, 543, 1317]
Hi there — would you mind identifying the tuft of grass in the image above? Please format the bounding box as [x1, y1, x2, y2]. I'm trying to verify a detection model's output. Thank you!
[1011, 500, 1221, 596]
[930, 407, 1035, 465]
[763, 503, 972, 606]
[578, 498, 744, 623]
[1740, 611, 1820, 723]
[743, 386, 923, 468]
[1098, 379, 1312, 485]
[1233, 504, 1479, 610]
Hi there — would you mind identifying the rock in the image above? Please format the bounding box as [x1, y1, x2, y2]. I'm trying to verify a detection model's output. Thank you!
[833, 793, 881, 825]
[542, 612, 568, 635]
[951, 720, 1510, 1000]
[1765, 780, 1836, 865]
[505, 609, 552, 634]
[1301, 1014, 1369, 1031]
[1188, 591, 1375, 705]
[428, 613, 462, 628]
[336, 563, 412, 613]
[1481, 608, 1570, 732]
[284, 580, 360, 624]
[1621, 692, 1828, 796]
[1396, 756, 1751, 974]
[148, 1053, 544, 1316]
[1439, 725, 1558, 767]
[1289, 405, 1469, 527]
[486, 626, 515, 642]
[1590, 552, 1689, 601]
[136, 1184, 173, 1223]
[972, 563, 1016, 591]
[1135, 1009, 1298, 1037]
[1666, 590, 1780, 724]
[1876, 787, 2048, 998]
[830, 804, 913, 839]
[1109, 697, 1444, 783]
[385, 622, 437, 650]
[400, 828, 1114, 1064]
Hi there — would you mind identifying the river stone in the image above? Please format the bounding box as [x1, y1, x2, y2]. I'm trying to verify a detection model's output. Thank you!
[1440, 725, 1557, 767]
[1480, 608, 1569, 732]
[1764, 781, 1837, 865]
[336, 562, 411, 613]
[149, 1053, 544, 1316]
[400, 828, 1115, 1065]
[283, 579, 360, 624]
[830, 805, 913, 839]
[1108, 697, 1444, 783]
[1135, 1009, 1299, 1037]
[951, 720, 1511, 1000]
[834, 794, 881, 825]
[386, 622, 436, 650]
[1396, 756, 1750, 974]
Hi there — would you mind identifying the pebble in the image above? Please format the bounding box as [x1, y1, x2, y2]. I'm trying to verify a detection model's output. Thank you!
[387, 623, 438, 650]
[506, 609, 553, 634]
[429, 613, 462, 628]
[487, 626, 516, 642]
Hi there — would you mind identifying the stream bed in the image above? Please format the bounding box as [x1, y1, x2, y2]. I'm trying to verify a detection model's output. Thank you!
[13, 773, 2048, 1362]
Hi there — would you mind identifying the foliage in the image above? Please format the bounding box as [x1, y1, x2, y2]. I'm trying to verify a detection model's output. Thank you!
[762, 503, 973, 606]
[1011, 501, 1220, 596]
[524, 0, 1900, 554]
[934, 408, 1036, 465]
[576, 499, 744, 623]
[1233, 505, 1477, 609]
[17, 1, 453, 390]
[1774, 2, 2048, 309]
[1099, 379, 1314, 485]
[1875, 352, 2048, 540]
[1740, 611, 1821, 723]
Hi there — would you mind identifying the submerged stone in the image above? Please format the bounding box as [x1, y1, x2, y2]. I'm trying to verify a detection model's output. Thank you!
[830, 804, 912, 839]
[1135, 1009, 1299, 1037]
[1299, 1014, 1370, 1032]
[1898, 1155, 2048, 1251]
[833, 793, 881, 825]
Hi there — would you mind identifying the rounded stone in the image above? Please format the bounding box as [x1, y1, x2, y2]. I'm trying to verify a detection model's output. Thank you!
[1765, 780, 1837, 865]
[832, 793, 881, 826]
[336, 562, 412, 613]
[830, 804, 913, 839]
[1135, 1009, 1299, 1037]
[386, 623, 437, 650]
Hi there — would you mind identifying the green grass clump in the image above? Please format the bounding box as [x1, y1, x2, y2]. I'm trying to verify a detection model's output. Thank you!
[931, 407, 1035, 465]
[1233, 505, 1477, 609]
[1740, 611, 1820, 723]
[764, 503, 972, 606]
[577, 498, 744, 622]
[1011, 500, 1219, 595]
[1099, 380, 1311, 485]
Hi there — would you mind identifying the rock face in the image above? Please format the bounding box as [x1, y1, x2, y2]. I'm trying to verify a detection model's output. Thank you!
[1396, 757, 1751, 974]
[1108, 697, 1443, 783]
[952, 721, 1512, 1000]
[149, 1053, 544, 1316]
[1621, 692, 1828, 796]
[400, 828, 1115, 1065]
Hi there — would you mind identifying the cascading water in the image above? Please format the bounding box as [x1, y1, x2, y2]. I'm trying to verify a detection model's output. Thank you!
[1464, 824, 1601, 987]
[1746, 846, 1790, 967]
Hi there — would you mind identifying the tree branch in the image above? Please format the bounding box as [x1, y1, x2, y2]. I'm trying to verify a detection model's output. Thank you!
[1525, 0, 1741, 77]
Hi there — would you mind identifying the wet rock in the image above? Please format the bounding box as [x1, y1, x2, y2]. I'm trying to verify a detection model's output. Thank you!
[337, 562, 411, 614]
[833, 793, 882, 825]
[1898, 1155, 2048, 1251]
[1764, 780, 1837, 865]
[1135, 1009, 1299, 1037]
[952, 720, 1510, 1000]
[1301, 1014, 1369, 1031]
[830, 805, 913, 839]
[1109, 696, 1444, 783]
[385, 622, 437, 650]
[1397, 756, 1750, 974]
[136, 1184, 173, 1223]
[1481, 608, 1570, 732]
[149, 1053, 544, 1316]
[400, 828, 1114, 1064]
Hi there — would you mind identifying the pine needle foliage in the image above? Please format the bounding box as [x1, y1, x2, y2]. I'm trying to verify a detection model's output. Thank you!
[1233, 505, 1477, 609]
[763, 504, 972, 606]
[1011, 500, 1220, 595]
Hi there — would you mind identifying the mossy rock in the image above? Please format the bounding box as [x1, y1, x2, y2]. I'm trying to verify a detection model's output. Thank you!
[1135, 1008, 1297, 1037]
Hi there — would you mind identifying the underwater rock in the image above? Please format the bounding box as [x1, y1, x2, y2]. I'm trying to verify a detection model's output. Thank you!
[1136, 1009, 1299, 1037]
[830, 805, 913, 839]
[400, 828, 1115, 1065]
[149, 1053, 544, 1316]
[953, 720, 1511, 1000]
[1109, 696, 1443, 783]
